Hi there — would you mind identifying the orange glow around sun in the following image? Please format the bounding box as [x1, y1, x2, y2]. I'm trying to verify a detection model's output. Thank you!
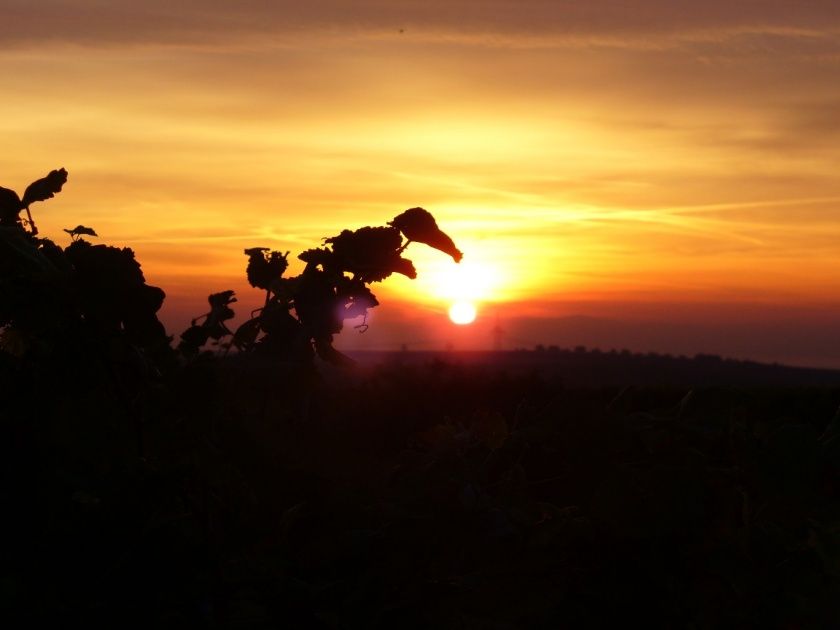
[388, 246, 507, 304]
[382, 241, 510, 328]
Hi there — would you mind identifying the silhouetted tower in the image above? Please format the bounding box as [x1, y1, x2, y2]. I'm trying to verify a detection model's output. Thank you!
[491, 312, 504, 351]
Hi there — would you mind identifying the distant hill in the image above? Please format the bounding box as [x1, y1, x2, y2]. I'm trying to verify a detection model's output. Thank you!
[497, 313, 840, 371]
[346, 347, 840, 387]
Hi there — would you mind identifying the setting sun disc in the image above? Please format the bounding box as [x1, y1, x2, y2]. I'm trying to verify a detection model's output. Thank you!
[449, 301, 477, 325]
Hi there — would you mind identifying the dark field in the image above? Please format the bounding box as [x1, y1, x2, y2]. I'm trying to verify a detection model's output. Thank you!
[349, 348, 840, 387]
[3, 350, 840, 628]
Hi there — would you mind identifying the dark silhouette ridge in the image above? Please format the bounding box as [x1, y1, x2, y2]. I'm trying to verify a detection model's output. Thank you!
[349, 347, 840, 387]
[2, 168, 840, 627]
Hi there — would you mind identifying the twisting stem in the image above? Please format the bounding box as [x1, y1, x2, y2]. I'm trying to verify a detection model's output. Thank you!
[24, 206, 38, 236]
[396, 239, 412, 255]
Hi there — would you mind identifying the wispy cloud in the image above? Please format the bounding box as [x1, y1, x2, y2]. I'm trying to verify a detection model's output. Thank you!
[3, 1, 840, 50]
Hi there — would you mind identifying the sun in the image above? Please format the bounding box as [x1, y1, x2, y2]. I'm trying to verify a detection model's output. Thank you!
[449, 300, 477, 325]
[384, 240, 509, 323]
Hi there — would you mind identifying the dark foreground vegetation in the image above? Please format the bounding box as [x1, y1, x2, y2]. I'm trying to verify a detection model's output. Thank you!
[4, 353, 840, 628]
[2, 171, 840, 627]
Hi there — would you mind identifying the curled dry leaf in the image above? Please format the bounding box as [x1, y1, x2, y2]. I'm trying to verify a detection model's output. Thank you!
[389, 206, 463, 262]
[64, 225, 98, 238]
[21, 168, 68, 208]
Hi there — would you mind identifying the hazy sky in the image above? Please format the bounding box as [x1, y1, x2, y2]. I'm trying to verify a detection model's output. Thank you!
[4, 1, 840, 364]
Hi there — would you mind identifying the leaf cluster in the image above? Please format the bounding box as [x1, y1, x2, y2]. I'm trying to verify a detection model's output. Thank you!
[182, 207, 462, 365]
[177, 291, 238, 357]
[0, 168, 68, 231]
[0, 169, 169, 361]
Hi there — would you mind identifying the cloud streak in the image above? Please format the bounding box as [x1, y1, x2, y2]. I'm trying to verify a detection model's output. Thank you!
[3, 1, 840, 50]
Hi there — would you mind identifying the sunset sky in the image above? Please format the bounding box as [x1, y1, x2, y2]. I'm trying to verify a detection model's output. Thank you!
[4, 1, 840, 365]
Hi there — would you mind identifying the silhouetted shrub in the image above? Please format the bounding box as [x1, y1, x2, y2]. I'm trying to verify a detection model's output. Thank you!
[183, 207, 462, 365]
[0, 169, 169, 362]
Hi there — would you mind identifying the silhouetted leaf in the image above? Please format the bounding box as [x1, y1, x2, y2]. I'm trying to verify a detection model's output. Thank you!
[337, 279, 380, 320]
[232, 317, 262, 351]
[298, 247, 334, 269]
[205, 290, 236, 339]
[63, 225, 98, 238]
[21, 168, 68, 208]
[244, 248, 289, 291]
[324, 226, 408, 281]
[178, 324, 209, 356]
[391, 257, 417, 280]
[389, 207, 463, 262]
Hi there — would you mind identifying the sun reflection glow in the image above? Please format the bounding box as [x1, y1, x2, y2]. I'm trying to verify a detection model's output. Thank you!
[415, 255, 503, 303]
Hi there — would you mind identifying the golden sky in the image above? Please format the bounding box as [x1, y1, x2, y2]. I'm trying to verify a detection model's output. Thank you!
[4, 1, 840, 364]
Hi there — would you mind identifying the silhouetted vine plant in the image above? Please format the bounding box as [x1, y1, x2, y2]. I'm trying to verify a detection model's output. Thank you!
[0, 168, 170, 362]
[0, 168, 462, 367]
[179, 208, 463, 365]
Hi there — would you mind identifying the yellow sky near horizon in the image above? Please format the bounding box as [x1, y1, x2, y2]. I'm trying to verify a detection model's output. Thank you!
[4, 2, 840, 349]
